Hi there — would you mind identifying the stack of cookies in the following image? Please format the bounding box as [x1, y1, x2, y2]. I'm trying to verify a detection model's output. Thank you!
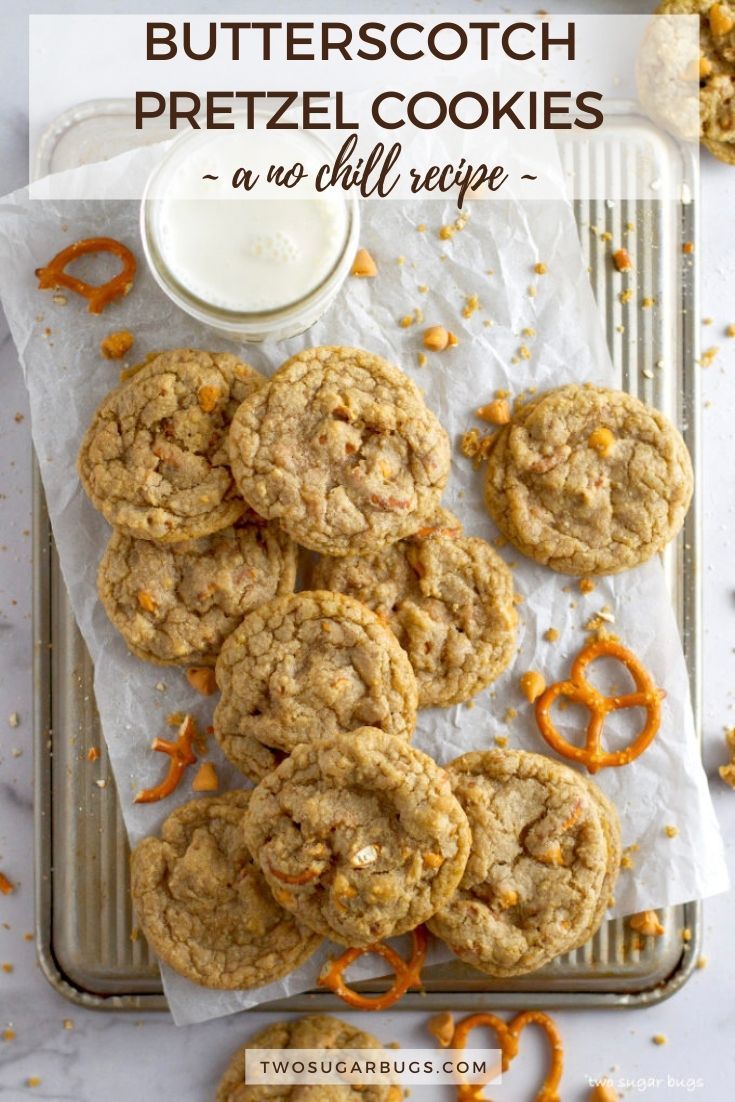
[78, 342, 694, 993]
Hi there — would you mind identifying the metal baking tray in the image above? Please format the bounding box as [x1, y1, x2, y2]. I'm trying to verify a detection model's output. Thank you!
[33, 101, 702, 1012]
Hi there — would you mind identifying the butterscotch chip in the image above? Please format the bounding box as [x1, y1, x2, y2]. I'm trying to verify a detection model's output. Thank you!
[98, 518, 296, 667]
[100, 330, 134, 360]
[191, 762, 218, 791]
[485, 385, 693, 575]
[312, 526, 517, 708]
[213, 591, 418, 781]
[428, 750, 621, 976]
[477, 398, 511, 425]
[589, 1085, 619, 1102]
[351, 248, 378, 278]
[79, 349, 265, 542]
[519, 670, 546, 702]
[215, 1016, 402, 1102]
[423, 325, 450, 351]
[131, 791, 320, 989]
[612, 248, 633, 271]
[426, 1011, 455, 1048]
[228, 346, 451, 556]
[186, 667, 218, 695]
[629, 909, 665, 936]
[243, 730, 470, 947]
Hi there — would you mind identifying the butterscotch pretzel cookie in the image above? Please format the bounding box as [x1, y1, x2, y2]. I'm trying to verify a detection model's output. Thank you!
[79, 349, 264, 542]
[312, 516, 518, 707]
[215, 1015, 403, 1101]
[98, 515, 297, 666]
[213, 591, 418, 781]
[227, 346, 451, 555]
[242, 730, 471, 947]
[428, 750, 619, 977]
[484, 385, 693, 575]
[130, 791, 322, 989]
[656, 1, 735, 164]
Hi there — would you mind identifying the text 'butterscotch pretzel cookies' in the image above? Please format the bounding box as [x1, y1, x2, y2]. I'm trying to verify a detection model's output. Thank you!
[213, 590, 418, 781]
[227, 345, 451, 556]
[130, 791, 321, 989]
[484, 385, 693, 575]
[428, 750, 621, 977]
[313, 515, 518, 708]
[98, 516, 297, 667]
[78, 349, 265, 543]
[242, 730, 471, 947]
[535, 638, 665, 773]
[215, 1015, 404, 1102]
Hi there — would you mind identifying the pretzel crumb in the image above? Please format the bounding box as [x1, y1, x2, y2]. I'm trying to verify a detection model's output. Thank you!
[427, 1011, 455, 1047]
[100, 330, 134, 360]
[612, 248, 633, 272]
[86, 747, 100, 762]
[629, 910, 664, 937]
[351, 248, 378, 278]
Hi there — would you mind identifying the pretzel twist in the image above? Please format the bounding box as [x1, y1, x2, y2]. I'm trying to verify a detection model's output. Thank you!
[535, 638, 664, 773]
[35, 237, 136, 314]
[451, 1009, 564, 1102]
[317, 925, 428, 1011]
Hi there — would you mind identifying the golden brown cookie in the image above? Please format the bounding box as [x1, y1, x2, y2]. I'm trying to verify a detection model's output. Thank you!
[242, 730, 471, 947]
[78, 349, 264, 542]
[227, 346, 451, 555]
[98, 515, 297, 666]
[213, 591, 418, 781]
[312, 522, 518, 707]
[215, 1015, 402, 1101]
[484, 385, 693, 575]
[427, 750, 620, 977]
[130, 791, 321, 989]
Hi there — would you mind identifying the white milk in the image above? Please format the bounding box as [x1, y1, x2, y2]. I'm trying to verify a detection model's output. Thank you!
[150, 131, 350, 315]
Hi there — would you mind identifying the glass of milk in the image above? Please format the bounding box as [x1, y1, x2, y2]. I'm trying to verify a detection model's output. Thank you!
[140, 124, 358, 341]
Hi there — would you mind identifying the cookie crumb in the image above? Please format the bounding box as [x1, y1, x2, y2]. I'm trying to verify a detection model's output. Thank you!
[699, 346, 719, 368]
[100, 330, 134, 360]
[664, 824, 678, 838]
[641, 296, 654, 309]
[652, 1034, 667, 1046]
[417, 352, 428, 368]
[618, 289, 633, 304]
[726, 324, 735, 338]
[462, 294, 480, 319]
[494, 734, 509, 748]
[696, 955, 708, 969]
[534, 261, 548, 275]
[579, 578, 596, 594]
[63, 1019, 74, 1031]
[460, 428, 496, 467]
[351, 248, 377, 278]
[503, 707, 517, 724]
[719, 727, 735, 788]
[426, 1011, 454, 1047]
[543, 627, 559, 643]
[7, 712, 19, 729]
[682, 927, 692, 942]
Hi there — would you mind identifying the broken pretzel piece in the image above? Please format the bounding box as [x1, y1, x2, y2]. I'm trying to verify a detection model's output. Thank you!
[134, 714, 197, 804]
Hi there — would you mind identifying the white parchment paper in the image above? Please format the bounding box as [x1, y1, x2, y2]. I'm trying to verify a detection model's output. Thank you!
[0, 142, 727, 1025]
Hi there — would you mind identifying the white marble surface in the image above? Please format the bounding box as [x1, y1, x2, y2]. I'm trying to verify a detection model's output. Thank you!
[1, 1, 734, 1099]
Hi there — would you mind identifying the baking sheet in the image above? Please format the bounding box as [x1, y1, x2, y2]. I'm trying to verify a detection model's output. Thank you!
[2, 129, 727, 1024]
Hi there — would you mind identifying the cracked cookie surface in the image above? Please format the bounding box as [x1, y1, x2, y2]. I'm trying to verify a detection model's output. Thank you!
[484, 385, 693, 575]
[227, 346, 451, 555]
[313, 519, 518, 707]
[78, 349, 264, 542]
[242, 730, 471, 947]
[215, 1015, 401, 1101]
[427, 750, 617, 976]
[130, 791, 321, 989]
[98, 515, 297, 667]
[213, 591, 418, 781]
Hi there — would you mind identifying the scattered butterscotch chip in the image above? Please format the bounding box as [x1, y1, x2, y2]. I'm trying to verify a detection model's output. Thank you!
[0, 873, 14, 896]
[423, 325, 451, 352]
[63, 1019, 74, 1031]
[197, 385, 220, 413]
[664, 824, 679, 838]
[519, 670, 546, 703]
[26, 1078, 41, 1089]
[579, 578, 596, 594]
[652, 1034, 667, 1046]
[682, 927, 692, 942]
[589, 1083, 619, 1101]
[417, 223, 427, 233]
[427, 1011, 455, 1048]
[447, 330, 459, 347]
[439, 224, 455, 241]
[700, 346, 720, 368]
[534, 261, 548, 275]
[86, 747, 100, 762]
[100, 330, 134, 360]
[696, 955, 708, 969]
[544, 627, 559, 643]
[137, 589, 157, 613]
[351, 248, 378, 278]
[629, 910, 665, 937]
[2, 1028, 15, 1042]
[399, 314, 414, 329]
[710, 2, 734, 35]
[186, 666, 218, 696]
[612, 247, 633, 272]
[588, 426, 616, 457]
[476, 398, 510, 425]
[1, 963, 13, 974]
[192, 762, 219, 792]
[682, 241, 695, 254]
[460, 428, 496, 467]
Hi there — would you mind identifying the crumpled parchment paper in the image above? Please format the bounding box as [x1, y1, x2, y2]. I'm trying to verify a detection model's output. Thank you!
[0, 140, 727, 1025]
